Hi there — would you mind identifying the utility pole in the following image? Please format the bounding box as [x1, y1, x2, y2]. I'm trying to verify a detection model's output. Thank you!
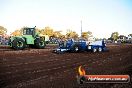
[81, 20, 82, 39]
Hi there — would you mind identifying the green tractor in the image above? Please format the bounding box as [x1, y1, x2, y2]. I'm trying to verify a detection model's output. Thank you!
[9, 26, 46, 50]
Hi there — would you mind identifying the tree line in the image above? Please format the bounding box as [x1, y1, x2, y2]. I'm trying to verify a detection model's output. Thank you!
[0, 25, 132, 41]
[0, 26, 93, 40]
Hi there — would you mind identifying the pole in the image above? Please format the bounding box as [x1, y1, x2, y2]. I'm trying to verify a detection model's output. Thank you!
[81, 20, 82, 39]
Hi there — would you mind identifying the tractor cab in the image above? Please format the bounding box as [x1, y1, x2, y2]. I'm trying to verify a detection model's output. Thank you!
[59, 39, 74, 48]
[23, 27, 36, 37]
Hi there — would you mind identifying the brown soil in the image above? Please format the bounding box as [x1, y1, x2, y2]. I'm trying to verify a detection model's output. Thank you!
[0, 44, 132, 88]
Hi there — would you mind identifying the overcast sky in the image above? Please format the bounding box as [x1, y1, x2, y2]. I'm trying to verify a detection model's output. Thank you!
[0, 0, 132, 38]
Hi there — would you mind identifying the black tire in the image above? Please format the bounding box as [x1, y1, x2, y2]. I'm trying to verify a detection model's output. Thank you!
[87, 45, 92, 51]
[98, 47, 103, 52]
[12, 38, 25, 50]
[71, 44, 79, 52]
[35, 38, 46, 49]
[93, 47, 97, 53]
[8, 39, 12, 48]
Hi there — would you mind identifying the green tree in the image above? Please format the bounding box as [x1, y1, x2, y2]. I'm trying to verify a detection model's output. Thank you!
[36, 28, 41, 34]
[53, 31, 63, 38]
[111, 32, 119, 41]
[82, 31, 92, 39]
[66, 31, 78, 39]
[11, 29, 21, 36]
[41, 26, 54, 37]
[0, 26, 7, 35]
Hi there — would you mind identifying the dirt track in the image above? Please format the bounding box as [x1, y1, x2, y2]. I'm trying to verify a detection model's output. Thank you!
[0, 44, 132, 88]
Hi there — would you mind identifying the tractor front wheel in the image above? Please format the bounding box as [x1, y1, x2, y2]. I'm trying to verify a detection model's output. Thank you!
[12, 38, 25, 50]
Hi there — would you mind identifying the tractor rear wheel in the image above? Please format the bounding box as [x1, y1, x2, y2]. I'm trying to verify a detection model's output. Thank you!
[35, 38, 46, 49]
[12, 38, 25, 50]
